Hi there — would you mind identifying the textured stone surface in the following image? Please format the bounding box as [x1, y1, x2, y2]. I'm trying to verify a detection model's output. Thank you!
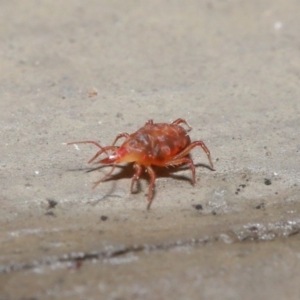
[1, 0, 300, 299]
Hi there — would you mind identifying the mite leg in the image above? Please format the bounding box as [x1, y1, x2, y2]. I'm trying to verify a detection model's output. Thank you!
[67, 140, 111, 163]
[166, 157, 197, 184]
[89, 146, 119, 164]
[145, 119, 154, 125]
[92, 165, 117, 189]
[130, 163, 143, 193]
[67, 140, 106, 151]
[146, 166, 157, 210]
[172, 141, 214, 169]
[94, 132, 130, 162]
[171, 118, 192, 131]
[111, 133, 130, 146]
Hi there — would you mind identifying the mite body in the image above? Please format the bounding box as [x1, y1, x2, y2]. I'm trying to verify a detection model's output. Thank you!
[68, 118, 214, 209]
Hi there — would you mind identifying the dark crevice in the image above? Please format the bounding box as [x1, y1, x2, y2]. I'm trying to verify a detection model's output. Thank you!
[0, 237, 212, 274]
[1, 220, 300, 275]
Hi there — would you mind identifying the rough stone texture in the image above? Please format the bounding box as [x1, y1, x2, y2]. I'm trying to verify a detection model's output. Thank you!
[1, 0, 300, 299]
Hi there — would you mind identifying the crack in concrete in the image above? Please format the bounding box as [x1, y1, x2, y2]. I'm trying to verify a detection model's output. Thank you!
[1, 219, 300, 275]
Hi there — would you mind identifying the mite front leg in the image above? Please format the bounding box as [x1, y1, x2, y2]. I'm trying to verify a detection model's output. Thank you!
[67, 141, 113, 164]
[146, 166, 157, 210]
[92, 165, 117, 189]
[90, 146, 119, 164]
[67, 140, 106, 150]
[130, 163, 143, 194]
[111, 133, 130, 146]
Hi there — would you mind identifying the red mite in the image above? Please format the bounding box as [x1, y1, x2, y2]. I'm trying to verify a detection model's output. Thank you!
[68, 118, 214, 209]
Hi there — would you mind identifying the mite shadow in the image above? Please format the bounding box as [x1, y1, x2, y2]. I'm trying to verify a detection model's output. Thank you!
[67, 162, 213, 203]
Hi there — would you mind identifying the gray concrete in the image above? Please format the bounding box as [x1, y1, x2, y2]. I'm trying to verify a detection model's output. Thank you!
[1, 0, 300, 299]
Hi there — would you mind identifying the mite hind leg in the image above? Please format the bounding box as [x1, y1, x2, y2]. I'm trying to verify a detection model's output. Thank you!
[171, 141, 214, 169]
[171, 118, 192, 131]
[145, 119, 154, 126]
[166, 157, 197, 184]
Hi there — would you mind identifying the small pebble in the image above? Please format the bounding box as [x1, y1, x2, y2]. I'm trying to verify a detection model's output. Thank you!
[264, 178, 271, 185]
[194, 204, 203, 210]
[100, 215, 108, 221]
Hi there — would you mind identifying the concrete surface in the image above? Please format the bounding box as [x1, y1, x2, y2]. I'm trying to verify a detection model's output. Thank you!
[1, 0, 300, 299]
